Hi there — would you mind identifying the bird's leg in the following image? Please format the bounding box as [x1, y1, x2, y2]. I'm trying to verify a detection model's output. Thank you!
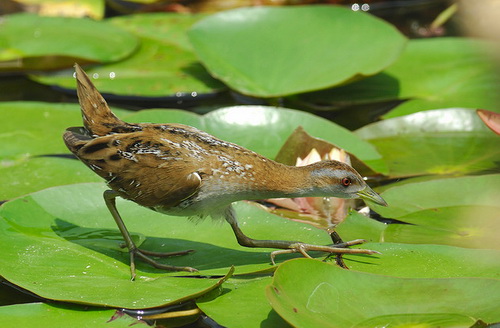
[103, 190, 197, 280]
[223, 206, 379, 265]
[329, 231, 348, 269]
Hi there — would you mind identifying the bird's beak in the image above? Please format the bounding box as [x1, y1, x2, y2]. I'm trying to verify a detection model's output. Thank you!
[356, 186, 388, 206]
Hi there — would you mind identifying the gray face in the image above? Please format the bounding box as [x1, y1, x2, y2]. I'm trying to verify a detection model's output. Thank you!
[309, 161, 387, 206]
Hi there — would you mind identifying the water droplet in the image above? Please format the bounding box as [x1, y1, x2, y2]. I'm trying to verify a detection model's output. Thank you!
[109, 71, 116, 79]
[92, 73, 99, 79]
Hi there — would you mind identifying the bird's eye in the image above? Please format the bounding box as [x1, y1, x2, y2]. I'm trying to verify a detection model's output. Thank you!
[341, 177, 351, 186]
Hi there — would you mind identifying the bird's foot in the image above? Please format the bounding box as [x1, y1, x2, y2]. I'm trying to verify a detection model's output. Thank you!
[125, 247, 198, 280]
[269, 239, 380, 265]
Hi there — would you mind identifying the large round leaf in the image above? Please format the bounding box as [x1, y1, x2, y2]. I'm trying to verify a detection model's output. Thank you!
[109, 12, 205, 51]
[346, 243, 500, 279]
[0, 183, 353, 308]
[0, 102, 86, 159]
[373, 175, 500, 219]
[0, 156, 101, 201]
[0, 13, 138, 71]
[355, 108, 500, 177]
[382, 205, 500, 250]
[372, 175, 500, 249]
[0, 102, 127, 200]
[267, 259, 500, 328]
[31, 13, 224, 97]
[300, 38, 500, 116]
[199, 243, 500, 328]
[198, 277, 290, 328]
[0, 101, 129, 160]
[0, 303, 146, 328]
[188, 6, 406, 97]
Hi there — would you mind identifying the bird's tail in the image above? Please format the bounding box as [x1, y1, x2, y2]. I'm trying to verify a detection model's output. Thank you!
[74, 63, 126, 136]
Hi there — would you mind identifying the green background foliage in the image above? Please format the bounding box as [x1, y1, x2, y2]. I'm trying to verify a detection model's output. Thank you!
[0, 2, 499, 327]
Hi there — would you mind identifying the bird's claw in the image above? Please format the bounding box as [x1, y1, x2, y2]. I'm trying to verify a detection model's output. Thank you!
[270, 241, 381, 265]
[127, 247, 197, 280]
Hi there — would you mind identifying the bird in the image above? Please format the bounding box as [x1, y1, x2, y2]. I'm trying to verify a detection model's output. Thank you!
[64, 64, 387, 279]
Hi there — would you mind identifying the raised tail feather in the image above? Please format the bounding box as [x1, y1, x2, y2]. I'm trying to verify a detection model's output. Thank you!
[74, 63, 126, 136]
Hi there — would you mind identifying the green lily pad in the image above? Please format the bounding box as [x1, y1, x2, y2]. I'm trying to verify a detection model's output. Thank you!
[373, 175, 500, 218]
[300, 38, 500, 116]
[31, 14, 224, 97]
[0, 156, 101, 201]
[383, 205, 500, 249]
[109, 12, 205, 51]
[0, 182, 366, 307]
[0, 303, 147, 328]
[198, 277, 291, 328]
[346, 243, 500, 279]
[0, 102, 128, 200]
[370, 175, 500, 249]
[188, 6, 406, 97]
[202, 242, 500, 327]
[267, 259, 500, 328]
[355, 108, 500, 177]
[0, 13, 138, 71]
[0, 102, 129, 160]
[335, 210, 386, 243]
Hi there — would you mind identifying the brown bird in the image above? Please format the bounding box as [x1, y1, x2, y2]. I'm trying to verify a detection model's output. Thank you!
[64, 64, 387, 279]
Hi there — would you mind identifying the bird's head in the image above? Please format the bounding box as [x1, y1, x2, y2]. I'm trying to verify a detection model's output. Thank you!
[307, 160, 387, 206]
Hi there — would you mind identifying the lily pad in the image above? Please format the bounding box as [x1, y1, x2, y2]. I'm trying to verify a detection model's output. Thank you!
[201, 242, 500, 328]
[31, 14, 224, 97]
[371, 175, 500, 249]
[355, 108, 500, 177]
[198, 277, 291, 328]
[0, 303, 147, 328]
[335, 210, 386, 243]
[188, 5, 406, 97]
[383, 205, 500, 249]
[0, 182, 365, 307]
[0, 156, 101, 201]
[346, 243, 500, 279]
[267, 259, 500, 328]
[0, 13, 138, 71]
[0, 102, 129, 200]
[109, 12, 205, 51]
[0, 102, 128, 160]
[372, 174, 500, 218]
[300, 38, 500, 117]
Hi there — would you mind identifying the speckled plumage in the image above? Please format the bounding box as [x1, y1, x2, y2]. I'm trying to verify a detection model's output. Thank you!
[64, 64, 387, 279]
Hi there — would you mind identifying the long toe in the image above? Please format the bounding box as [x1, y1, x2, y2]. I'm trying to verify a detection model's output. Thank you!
[133, 249, 198, 273]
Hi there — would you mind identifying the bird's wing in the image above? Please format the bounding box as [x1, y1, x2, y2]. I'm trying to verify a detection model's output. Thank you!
[69, 130, 203, 208]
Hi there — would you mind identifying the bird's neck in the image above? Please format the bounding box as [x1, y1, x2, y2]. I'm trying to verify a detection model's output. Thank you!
[231, 160, 319, 200]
